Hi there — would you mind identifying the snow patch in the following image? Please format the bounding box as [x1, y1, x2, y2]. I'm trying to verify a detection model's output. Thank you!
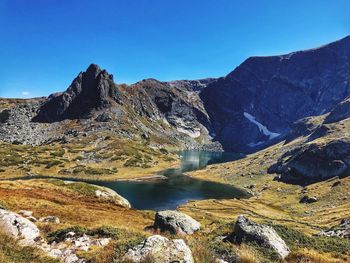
[248, 141, 265, 147]
[243, 112, 280, 140]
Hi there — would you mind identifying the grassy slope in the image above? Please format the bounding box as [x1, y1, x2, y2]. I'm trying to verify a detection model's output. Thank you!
[0, 133, 179, 181]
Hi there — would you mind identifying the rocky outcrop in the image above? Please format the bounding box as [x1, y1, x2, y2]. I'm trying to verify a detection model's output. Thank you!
[124, 235, 193, 263]
[226, 215, 290, 259]
[153, 210, 200, 235]
[271, 139, 350, 183]
[0, 208, 112, 263]
[317, 219, 350, 238]
[324, 96, 350, 124]
[94, 186, 131, 208]
[299, 195, 318, 204]
[0, 209, 40, 245]
[39, 216, 60, 224]
[168, 78, 216, 92]
[33, 64, 120, 122]
[299, 195, 317, 204]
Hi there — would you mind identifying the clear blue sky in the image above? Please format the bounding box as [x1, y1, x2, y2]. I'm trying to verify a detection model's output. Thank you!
[0, 0, 349, 98]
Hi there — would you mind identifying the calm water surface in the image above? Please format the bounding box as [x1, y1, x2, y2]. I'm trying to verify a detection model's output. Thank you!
[90, 151, 249, 210]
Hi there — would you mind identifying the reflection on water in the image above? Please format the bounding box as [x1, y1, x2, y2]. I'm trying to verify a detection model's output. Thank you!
[90, 151, 249, 210]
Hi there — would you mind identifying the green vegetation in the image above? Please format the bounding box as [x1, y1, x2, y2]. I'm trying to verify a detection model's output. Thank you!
[45, 160, 63, 168]
[48, 225, 145, 243]
[49, 180, 99, 196]
[123, 154, 153, 168]
[273, 224, 350, 255]
[159, 148, 168, 154]
[49, 149, 65, 157]
[0, 132, 178, 181]
[0, 232, 59, 263]
[72, 165, 118, 175]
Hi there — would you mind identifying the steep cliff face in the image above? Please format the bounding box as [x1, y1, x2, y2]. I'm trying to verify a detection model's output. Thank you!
[201, 36, 350, 151]
[123, 79, 211, 138]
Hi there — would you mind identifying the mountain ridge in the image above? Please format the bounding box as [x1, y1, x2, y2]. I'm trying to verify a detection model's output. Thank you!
[2, 35, 350, 153]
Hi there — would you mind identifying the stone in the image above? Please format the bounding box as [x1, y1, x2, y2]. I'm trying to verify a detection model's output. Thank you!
[300, 196, 318, 204]
[95, 113, 112, 122]
[124, 235, 193, 263]
[18, 210, 33, 217]
[226, 215, 290, 259]
[27, 216, 38, 222]
[39, 216, 60, 224]
[154, 210, 201, 234]
[0, 209, 40, 245]
[332, 181, 341, 187]
[95, 186, 131, 208]
[317, 218, 350, 238]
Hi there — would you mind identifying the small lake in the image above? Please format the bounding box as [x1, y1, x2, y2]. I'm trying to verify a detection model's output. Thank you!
[90, 151, 250, 210]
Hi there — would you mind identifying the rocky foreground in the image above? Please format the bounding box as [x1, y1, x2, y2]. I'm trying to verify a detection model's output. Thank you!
[0, 177, 349, 263]
[0, 202, 295, 263]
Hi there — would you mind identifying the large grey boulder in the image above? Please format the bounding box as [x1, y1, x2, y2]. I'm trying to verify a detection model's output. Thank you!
[154, 210, 200, 234]
[124, 235, 193, 263]
[0, 209, 40, 245]
[226, 215, 290, 259]
[94, 185, 131, 208]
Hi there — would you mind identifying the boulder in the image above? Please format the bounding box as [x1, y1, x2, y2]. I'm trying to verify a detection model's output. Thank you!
[124, 235, 193, 263]
[95, 113, 112, 122]
[299, 196, 318, 204]
[95, 186, 131, 208]
[226, 215, 290, 259]
[0, 209, 40, 245]
[39, 216, 60, 224]
[18, 210, 33, 217]
[154, 210, 200, 234]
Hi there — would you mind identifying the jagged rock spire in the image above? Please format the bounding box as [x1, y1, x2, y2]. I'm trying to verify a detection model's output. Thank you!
[33, 64, 118, 122]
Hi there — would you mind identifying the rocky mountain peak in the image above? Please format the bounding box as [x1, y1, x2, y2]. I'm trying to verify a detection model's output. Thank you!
[86, 63, 102, 76]
[33, 64, 118, 122]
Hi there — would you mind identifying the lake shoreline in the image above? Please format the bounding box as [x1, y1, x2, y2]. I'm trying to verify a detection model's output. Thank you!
[3, 151, 250, 210]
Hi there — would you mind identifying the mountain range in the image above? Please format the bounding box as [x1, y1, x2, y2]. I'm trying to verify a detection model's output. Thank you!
[2, 35, 350, 154]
